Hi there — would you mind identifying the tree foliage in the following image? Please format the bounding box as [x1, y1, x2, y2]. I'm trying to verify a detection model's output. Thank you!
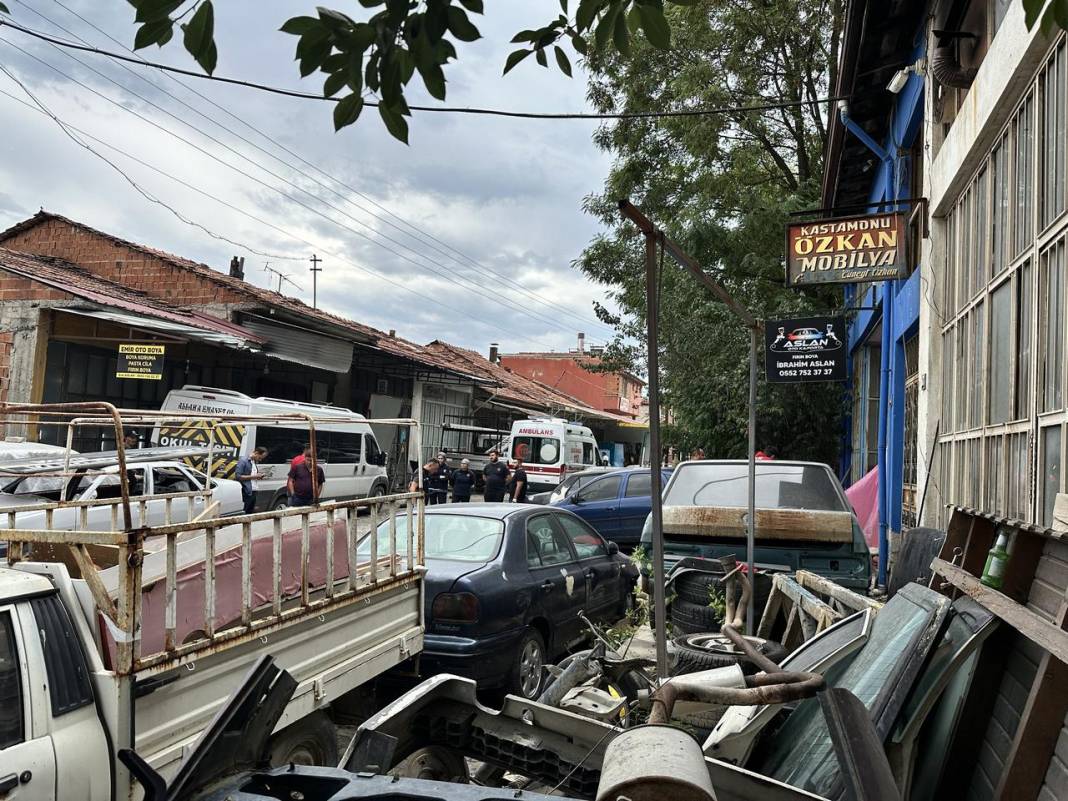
[120, 0, 697, 142]
[578, 0, 848, 465]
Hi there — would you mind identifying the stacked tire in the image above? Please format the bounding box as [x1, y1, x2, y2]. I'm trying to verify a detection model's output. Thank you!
[671, 632, 787, 676]
[670, 570, 725, 635]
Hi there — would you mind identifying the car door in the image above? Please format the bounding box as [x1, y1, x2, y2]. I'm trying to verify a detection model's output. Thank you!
[322, 429, 362, 500]
[148, 465, 205, 524]
[0, 608, 57, 801]
[77, 467, 149, 529]
[523, 513, 587, 652]
[568, 474, 622, 540]
[552, 513, 623, 622]
[617, 471, 655, 545]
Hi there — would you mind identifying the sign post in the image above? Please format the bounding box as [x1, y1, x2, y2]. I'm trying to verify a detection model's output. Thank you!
[785, 212, 907, 286]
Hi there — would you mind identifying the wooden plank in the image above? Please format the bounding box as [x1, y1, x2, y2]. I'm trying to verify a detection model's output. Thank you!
[1001, 530, 1048, 603]
[661, 506, 854, 543]
[756, 582, 784, 639]
[931, 509, 975, 593]
[932, 559, 1068, 666]
[67, 544, 118, 621]
[993, 589, 1068, 801]
[796, 570, 883, 613]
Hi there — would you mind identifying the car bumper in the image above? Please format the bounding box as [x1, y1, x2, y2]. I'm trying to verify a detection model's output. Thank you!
[419, 627, 528, 686]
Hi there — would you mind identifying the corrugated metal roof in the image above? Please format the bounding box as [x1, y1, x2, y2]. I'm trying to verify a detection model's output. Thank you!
[241, 317, 354, 373]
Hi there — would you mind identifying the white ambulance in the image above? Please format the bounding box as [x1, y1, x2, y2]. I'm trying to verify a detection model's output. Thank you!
[505, 417, 606, 492]
[156, 386, 389, 510]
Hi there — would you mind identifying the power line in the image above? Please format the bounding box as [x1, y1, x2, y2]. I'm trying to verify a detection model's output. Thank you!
[0, 16, 845, 121]
[40, 0, 618, 341]
[0, 38, 598, 335]
[0, 61, 299, 262]
[0, 83, 569, 352]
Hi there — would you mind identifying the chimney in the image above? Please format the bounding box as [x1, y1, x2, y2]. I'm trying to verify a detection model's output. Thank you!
[229, 256, 245, 281]
[577, 332, 586, 353]
[489, 343, 499, 363]
[388, 329, 396, 338]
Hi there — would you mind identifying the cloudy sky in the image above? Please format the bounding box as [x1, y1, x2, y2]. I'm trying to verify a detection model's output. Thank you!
[0, 1, 622, 354]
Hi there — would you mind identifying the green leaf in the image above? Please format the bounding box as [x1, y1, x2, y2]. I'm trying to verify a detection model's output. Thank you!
[637, 4, 671, 49]
[0, 3, 10, 13]
[554, 45, 573, 76]
[181, 0, 216, 74]
[458, 0, 484, 13]
[323, 69, 348, 97]
[135, 0, 182, 23]
[317, 7, 357, 28]
[1040, 3, 1059, 33]
[536, 47, 548, 67]
[134, 18, 174, 49]
[418, 61, 447, 99]
[280, 16, 320, 35]
[627, 4, 642, 33]
[1022, 0, 1045, 28]
[576, 0, 603, 32]
[1055, 0, 1068, 30]
[296, 26, 331, 58]
[511, 29, 538, 43]
[503, 47, 531, 74]
[378, 103, 410, 144]
[446, 6, 481, 42]
[559, 0, 568, 12]
[333, 93, 365, 130]
[612, 6, 630, 56]
[594, 3, 619, 50]
[356, 0, 385, 6]
[571, 31, 588, 55]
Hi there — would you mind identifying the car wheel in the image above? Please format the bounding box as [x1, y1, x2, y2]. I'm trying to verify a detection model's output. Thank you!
[271, 497, 289, 511]
[669, 598, 723, 635]
[510, 629, 546, 699]
[267, 712, 337, 767]
[671, 632, 787, 676]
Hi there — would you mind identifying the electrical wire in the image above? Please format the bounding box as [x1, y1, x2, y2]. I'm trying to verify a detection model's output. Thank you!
[0, 16, 846, 121]
[26, 0, 619, 340]
[0, 83, 571, 352]
[0, 61, 299, 262]
[0, 38, 602, 337]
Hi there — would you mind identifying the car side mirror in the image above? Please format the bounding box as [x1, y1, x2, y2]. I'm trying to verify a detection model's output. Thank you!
[570, 494, 583, 505]
[607, 541, 619, 555]
[376, 452, 388, 467]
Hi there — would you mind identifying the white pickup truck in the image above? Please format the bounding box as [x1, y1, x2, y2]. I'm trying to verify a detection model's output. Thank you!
[0, 493, 424, 801]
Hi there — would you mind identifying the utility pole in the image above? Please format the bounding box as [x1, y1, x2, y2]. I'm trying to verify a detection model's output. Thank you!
[309, 253, 323, 308]
[618, 199, 762, 677]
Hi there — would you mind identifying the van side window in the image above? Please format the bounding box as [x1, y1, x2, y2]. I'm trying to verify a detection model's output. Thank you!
[0, 611, 24, 748]
[325, 431, 362, 462]
[30, 595, 94, 716]
[364, 434, 382, 466]
[582, 442, 595, 464]
[254, 427, 308, 463]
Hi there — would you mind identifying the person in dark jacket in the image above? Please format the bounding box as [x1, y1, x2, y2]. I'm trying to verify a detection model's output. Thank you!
[508, 458, 528, 503]
[287, 444, 325, 506]
[451, 458, 476, 502]
[409, 460, 440, 504]
[482, 450, 509, 503]
[425, 451, 451, 505]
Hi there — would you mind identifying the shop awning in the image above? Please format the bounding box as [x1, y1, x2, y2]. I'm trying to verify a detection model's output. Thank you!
[240, 317, 354, 373]
[62, 307, 263, 351]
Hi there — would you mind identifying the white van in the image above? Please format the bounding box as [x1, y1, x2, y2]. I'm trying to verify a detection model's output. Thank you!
[505, 417, 605, 492]
[156, 386, 389, 510]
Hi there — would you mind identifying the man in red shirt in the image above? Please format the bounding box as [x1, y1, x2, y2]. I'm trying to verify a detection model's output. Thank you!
[287, 444, 325, 506]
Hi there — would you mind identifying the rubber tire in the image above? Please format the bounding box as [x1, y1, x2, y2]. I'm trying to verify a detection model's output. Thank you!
[672, 570, 725, 606]
[509, 628, 546, 699]
[671, 632, 788, 676]
[669, 598, 723, 635]
[267, 711, 338, 767]
[391, 745, 468, 783]
[271, 496, 289, 512]
[672, 707, 725, 741]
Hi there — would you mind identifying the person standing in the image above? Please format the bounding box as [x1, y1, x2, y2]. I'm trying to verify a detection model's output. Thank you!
[235, 446, 268, 514]
[482, 449, 509, 502]
[451, 458, 476, 502]
[424, 452, 451, 505]
[755, 445, 779, 461]
[122, 431, 141, 450]
[409, 460, 440, 505]
[509, 458, 528, 503]
[287, 444, 325, 507]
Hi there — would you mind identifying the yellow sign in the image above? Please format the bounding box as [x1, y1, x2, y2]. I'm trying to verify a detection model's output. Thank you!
[157, 419, 247, 479]
[116, 343, 165, 380]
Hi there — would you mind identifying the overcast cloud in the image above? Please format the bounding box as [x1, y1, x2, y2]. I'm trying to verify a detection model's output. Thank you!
[0, 1, 621, 354]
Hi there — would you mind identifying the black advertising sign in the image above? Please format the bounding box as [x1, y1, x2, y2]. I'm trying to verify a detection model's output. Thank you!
[785, 212, 908, 286]
[765, 316, 847, 383]
[116, 343, 164, 380]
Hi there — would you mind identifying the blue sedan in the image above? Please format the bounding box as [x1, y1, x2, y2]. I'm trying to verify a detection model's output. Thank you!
[364, 504, 637, 698]
[551, 467, 673, 547]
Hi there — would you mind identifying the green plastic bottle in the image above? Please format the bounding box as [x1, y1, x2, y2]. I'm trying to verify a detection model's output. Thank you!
[981, 532, 1010, 589]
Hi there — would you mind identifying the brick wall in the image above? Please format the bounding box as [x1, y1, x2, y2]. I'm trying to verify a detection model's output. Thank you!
[2, 218, 247, 305]
[0, 273, 70, 303]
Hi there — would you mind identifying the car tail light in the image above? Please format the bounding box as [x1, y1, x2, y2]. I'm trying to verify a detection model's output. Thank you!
[432, 592, 480, 623]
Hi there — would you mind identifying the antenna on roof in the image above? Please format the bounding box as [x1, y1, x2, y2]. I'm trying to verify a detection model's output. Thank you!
[262, 262, 304, 294]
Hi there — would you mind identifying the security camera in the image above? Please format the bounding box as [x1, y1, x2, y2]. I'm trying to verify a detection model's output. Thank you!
[887, 68, 910, 94]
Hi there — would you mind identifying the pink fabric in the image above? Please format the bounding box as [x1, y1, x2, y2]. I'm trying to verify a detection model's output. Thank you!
[846, 467, 879, 550]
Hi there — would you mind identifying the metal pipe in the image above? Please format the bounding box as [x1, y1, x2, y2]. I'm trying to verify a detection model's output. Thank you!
[747, 327, 758, 633]
[645, 232, 668, 679]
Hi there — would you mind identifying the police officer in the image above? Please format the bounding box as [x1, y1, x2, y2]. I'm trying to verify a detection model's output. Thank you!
[482, 449, 509, 503]
[409, 460, 440, 505]
[451, 458, 476, 502]
[425, 451, 451, 505]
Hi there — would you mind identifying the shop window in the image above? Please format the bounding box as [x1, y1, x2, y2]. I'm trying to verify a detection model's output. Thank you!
[1014, 95, 1035, 257]
[992, 136, 1009, 277]
[1041, 424, 1062, 527]
[1041, 43, 1066, 228]
[971, 303, 985, 428]
[960, 187, 973, 304]
[975, 168, 989, 290]
[1041, 239, 1065, 412]
[988, 281, 1011, 424]
[942, 329, 955, 432]
[945, 209, 958, 313]
[1016, 261, 1033, 419]
[984, 435, 1003, 514]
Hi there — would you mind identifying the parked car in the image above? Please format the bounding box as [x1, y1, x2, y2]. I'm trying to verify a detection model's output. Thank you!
[361, 503, 638, 699]
[641, 460, 871, 595]
[528, 466, 615, 505]
[0, 448, 243, 532]
[552, 467, 674, 547]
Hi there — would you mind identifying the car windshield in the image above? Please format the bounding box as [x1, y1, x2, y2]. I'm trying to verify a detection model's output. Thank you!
[512, 436, 560, 465]
[359, 514, 504, 562]
[664, 463, 846, 511]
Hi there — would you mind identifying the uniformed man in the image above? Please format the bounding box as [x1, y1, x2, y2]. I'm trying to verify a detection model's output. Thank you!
[409, 460, 440, 504]
[482, 449, 509, 503]
[425, 452, 451, 505]
[451, 458, 476, 502]
[508, 458, 528, 503]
